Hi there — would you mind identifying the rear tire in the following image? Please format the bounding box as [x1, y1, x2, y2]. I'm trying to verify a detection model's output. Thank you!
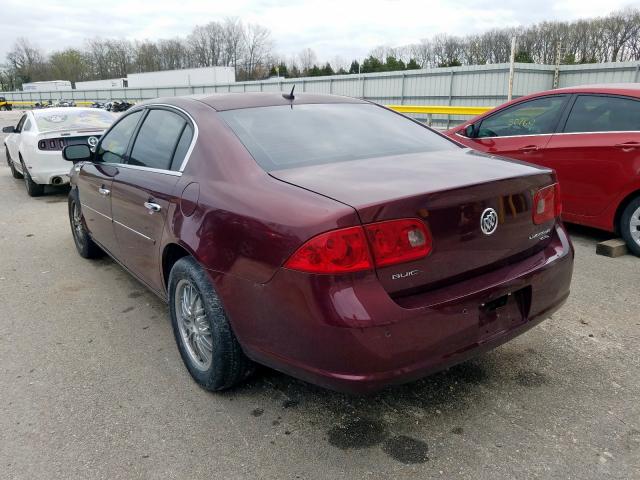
[620, 197, 640, 257]
[21, 159, 44, 197]
[68, 189, 103, 258]
[6, 147, 23, 179]
[168, 257, 254, 391]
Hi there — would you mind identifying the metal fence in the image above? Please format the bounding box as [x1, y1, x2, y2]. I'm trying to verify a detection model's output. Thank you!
[3, 61, 639, 127]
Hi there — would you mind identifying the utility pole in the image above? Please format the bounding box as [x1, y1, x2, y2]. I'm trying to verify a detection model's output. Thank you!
[553, 42, 562, 89]
[507, 37, 516, 101]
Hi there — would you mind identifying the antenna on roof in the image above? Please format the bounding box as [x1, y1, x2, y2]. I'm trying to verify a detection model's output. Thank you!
[282, 84, 295, 101]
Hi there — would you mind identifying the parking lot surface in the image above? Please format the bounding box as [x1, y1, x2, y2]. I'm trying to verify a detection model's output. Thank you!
[0, 110, 639, 479]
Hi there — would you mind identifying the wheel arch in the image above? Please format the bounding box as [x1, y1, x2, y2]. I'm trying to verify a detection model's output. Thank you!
[614, 189, 640, 234]
[161, 242, 196, 289]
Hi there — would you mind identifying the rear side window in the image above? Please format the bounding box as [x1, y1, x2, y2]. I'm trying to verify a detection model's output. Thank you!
[129, 109, 187, 170]
[564, 95, 640, 133]
[220, 103, 455, 171]
[477, 96, 567, 138]
[96, 110, 143, 164]
[170, 124, 194, 171]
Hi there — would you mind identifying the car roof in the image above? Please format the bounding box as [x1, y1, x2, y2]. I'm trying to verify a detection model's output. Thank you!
[528, 83, 640, 99]
[139, 92, 367, 112]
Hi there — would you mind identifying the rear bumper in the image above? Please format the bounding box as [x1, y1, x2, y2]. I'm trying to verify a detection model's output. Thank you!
[221, 224, 574, 394]
[25, 151, 71, 185]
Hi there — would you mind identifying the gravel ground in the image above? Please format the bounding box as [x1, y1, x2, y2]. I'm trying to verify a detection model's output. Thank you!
[0, 110, 638, 480]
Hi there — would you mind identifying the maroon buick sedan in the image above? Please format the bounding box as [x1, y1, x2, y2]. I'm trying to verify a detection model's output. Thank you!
[63, 93, 574, 393]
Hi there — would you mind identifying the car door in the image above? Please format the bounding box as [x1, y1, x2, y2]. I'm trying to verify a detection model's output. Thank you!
[76, 110, 145, 257]
[110, 107, 194, 293]
[543, 94, 640, 218]
[456, 95, 570, 164]
[6, 114, 27, 161]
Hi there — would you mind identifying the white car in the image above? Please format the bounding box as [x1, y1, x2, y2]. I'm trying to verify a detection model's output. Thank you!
[3, 108, 116, 196]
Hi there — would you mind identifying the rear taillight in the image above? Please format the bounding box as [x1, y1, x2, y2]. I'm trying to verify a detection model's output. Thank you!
[284, 219, 432, 274]
[533, 184, 561, 225]
[364, 218, 432, 267]
[284, 226, 373, 274]
[38, 138, 66, 151]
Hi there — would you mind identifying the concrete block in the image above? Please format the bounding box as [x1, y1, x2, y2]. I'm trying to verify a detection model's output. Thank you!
[596, 239, 628, 258]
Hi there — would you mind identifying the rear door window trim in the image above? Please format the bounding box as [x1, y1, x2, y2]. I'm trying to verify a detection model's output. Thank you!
[558, 93, 640, 134]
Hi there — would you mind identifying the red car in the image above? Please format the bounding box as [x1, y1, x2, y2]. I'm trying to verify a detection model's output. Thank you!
[447, 84, 640, 255]
[62, 93, 573, 393]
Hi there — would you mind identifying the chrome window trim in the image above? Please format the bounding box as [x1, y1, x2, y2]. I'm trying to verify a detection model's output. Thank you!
[109, 162, 183, 177]
[554, 130, 640, 136]
[140, 103, 199, 173]
[455, 130, 640, 140]
[114, 219, 154, 242]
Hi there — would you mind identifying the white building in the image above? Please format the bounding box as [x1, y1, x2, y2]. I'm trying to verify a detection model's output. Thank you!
[75, 78, 127, 90]
[22, 80, 72, 92]
[126, 67, 235, 88]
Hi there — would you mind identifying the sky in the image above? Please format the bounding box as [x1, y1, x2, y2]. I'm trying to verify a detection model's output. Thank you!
[1, 0, 638, 64]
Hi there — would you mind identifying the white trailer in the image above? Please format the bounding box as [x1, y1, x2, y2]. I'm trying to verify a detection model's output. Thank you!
[126, 67, 235, 88]
[75, 78, 127, 90]
[22, 80, 72, 92]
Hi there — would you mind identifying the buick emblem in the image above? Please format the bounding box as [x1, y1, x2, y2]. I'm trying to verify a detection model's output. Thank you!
[87, 136, 98, 147]
[480, 208, 498, 235]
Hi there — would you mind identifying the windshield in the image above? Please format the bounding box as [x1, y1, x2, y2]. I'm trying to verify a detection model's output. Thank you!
[35, 110, 116, 133]
[220, 103, 456, 171]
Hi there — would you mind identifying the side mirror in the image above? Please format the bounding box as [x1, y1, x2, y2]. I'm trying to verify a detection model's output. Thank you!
[63, 144, 92, 162]
[463, 124, 476, 138]
[2, 126, 15, 133]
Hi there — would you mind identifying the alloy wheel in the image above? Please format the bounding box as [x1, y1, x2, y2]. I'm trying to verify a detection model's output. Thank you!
[175, 279, 213, 371]
[71, 201, 85, 248]
[630, 205, 640, 247]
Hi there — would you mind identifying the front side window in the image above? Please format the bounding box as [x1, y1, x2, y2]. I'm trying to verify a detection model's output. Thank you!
[22, 119, 33, 132]
[96, 110, 143, 164]
[477, 96, 567, 138]
[129, 109, 187, 170]
[220, 103, 456, 171]
[564, 95, 640, 133]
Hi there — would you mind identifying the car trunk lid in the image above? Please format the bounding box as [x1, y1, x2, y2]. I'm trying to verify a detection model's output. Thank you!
[271, 149, 558, 295]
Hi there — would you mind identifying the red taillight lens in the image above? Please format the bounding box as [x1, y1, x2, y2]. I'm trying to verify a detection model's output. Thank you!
[284, 226, 373, 274]
[284, 219, 433, 274]
[533, 184, 561, 225]
[554, 183, 562, 217]
[364, 218, 432, 267]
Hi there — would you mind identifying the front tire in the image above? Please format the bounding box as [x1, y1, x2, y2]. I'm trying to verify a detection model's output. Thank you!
[168, 257, 253, 391]
[21, 159, 44, 197]
[620, 197, 640, 257]
[68, 189, 103, 258]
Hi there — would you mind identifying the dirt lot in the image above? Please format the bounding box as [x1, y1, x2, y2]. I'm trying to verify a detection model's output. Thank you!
[0, 110, 638, 480]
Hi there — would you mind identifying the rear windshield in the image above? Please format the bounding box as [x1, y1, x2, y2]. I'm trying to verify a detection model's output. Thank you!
[220, 103, 456, 170]
[35, 110, 116, 133]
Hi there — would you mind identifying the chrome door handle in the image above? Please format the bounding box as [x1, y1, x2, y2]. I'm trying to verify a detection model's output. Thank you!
[144, 202, 161, 213]
[98, 187, 110, 196]
[518, 145, 539, 153]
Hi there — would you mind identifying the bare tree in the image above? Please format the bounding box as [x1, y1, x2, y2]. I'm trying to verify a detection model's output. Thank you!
[241, 24, 272, 79]
[297, 48, 317, 74]
[6, 38, 47, 84]
[222, 17, 245, 74]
